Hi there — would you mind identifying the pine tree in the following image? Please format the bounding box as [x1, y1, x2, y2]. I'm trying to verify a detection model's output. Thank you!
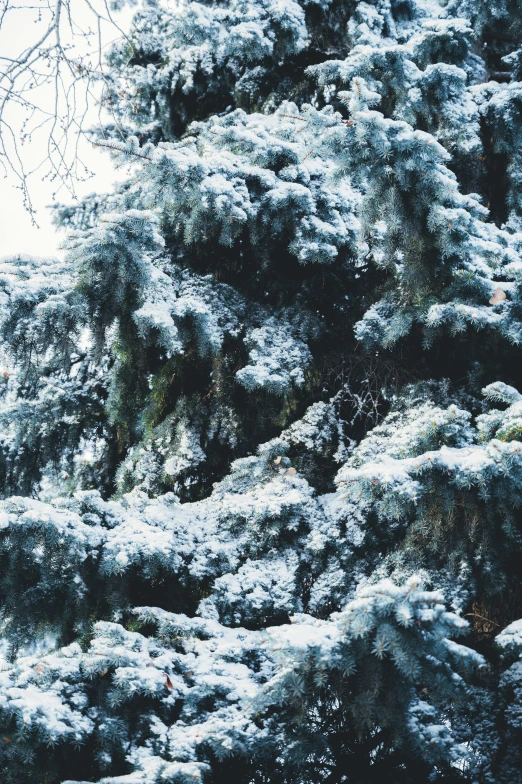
[1, 0, 522, 781]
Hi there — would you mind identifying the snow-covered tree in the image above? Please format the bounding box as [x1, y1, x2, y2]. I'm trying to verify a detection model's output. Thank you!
[1, 0, 522, 781]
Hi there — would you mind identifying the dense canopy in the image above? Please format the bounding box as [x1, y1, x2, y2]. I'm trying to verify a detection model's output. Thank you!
[1, 0, 522, 782]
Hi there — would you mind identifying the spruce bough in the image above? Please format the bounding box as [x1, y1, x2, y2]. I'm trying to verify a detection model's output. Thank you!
[1, 0, 522, 781]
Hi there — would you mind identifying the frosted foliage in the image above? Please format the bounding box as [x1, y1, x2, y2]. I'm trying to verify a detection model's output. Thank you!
[101, 108, 361, 265]
[131, 260, 314, 395]
[198, 552, 301, 623]
[104, 0, 330, 138]
[482, 381, 522, 404]
[472, 381, 522, 448]
[0, 255, 78, 351]
[0, 645, 93, 745]
[0, 579, 480, 784]
[343, 401, 474, 466]
[236, 318, 312, 394]
[279, 401, 345, 452]
[98, 0, 522, 353]
[117, 414, 207, 495]
[134, 266, 243, 357]
[0, 404, 368, 619]
[261, 577, 482, 769]
[407, 700, 469, 765]
[6, 614, 268, 784]
[254, 400, 352, 466]
[140, 0, 308, 93]
[497, 619, 522, 652]
[163, 425, 206, 478]
[304, 7, 522, 347]
[67, 201, 318, 401]
[337, 389, 522, 519]
[2, 0, 522, 780]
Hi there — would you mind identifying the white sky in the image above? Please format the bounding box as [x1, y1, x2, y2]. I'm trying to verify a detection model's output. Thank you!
[0, 145, 122, 258]
[0, 1, 134, 258]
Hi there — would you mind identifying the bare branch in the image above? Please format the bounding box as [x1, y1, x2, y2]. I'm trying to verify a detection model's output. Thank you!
[0, 0, 131, 218]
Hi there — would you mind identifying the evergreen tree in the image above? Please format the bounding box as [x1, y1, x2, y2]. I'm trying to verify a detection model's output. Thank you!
[1, 0, 522, 781]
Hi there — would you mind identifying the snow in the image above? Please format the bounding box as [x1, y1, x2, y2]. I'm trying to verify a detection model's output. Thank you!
[497, 619, 522, 651]
[0, 0, 520, 778]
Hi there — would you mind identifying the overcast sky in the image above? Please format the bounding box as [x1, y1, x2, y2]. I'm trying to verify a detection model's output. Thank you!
[0, 1, 134, 258]
[0, 145, 122, 258]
